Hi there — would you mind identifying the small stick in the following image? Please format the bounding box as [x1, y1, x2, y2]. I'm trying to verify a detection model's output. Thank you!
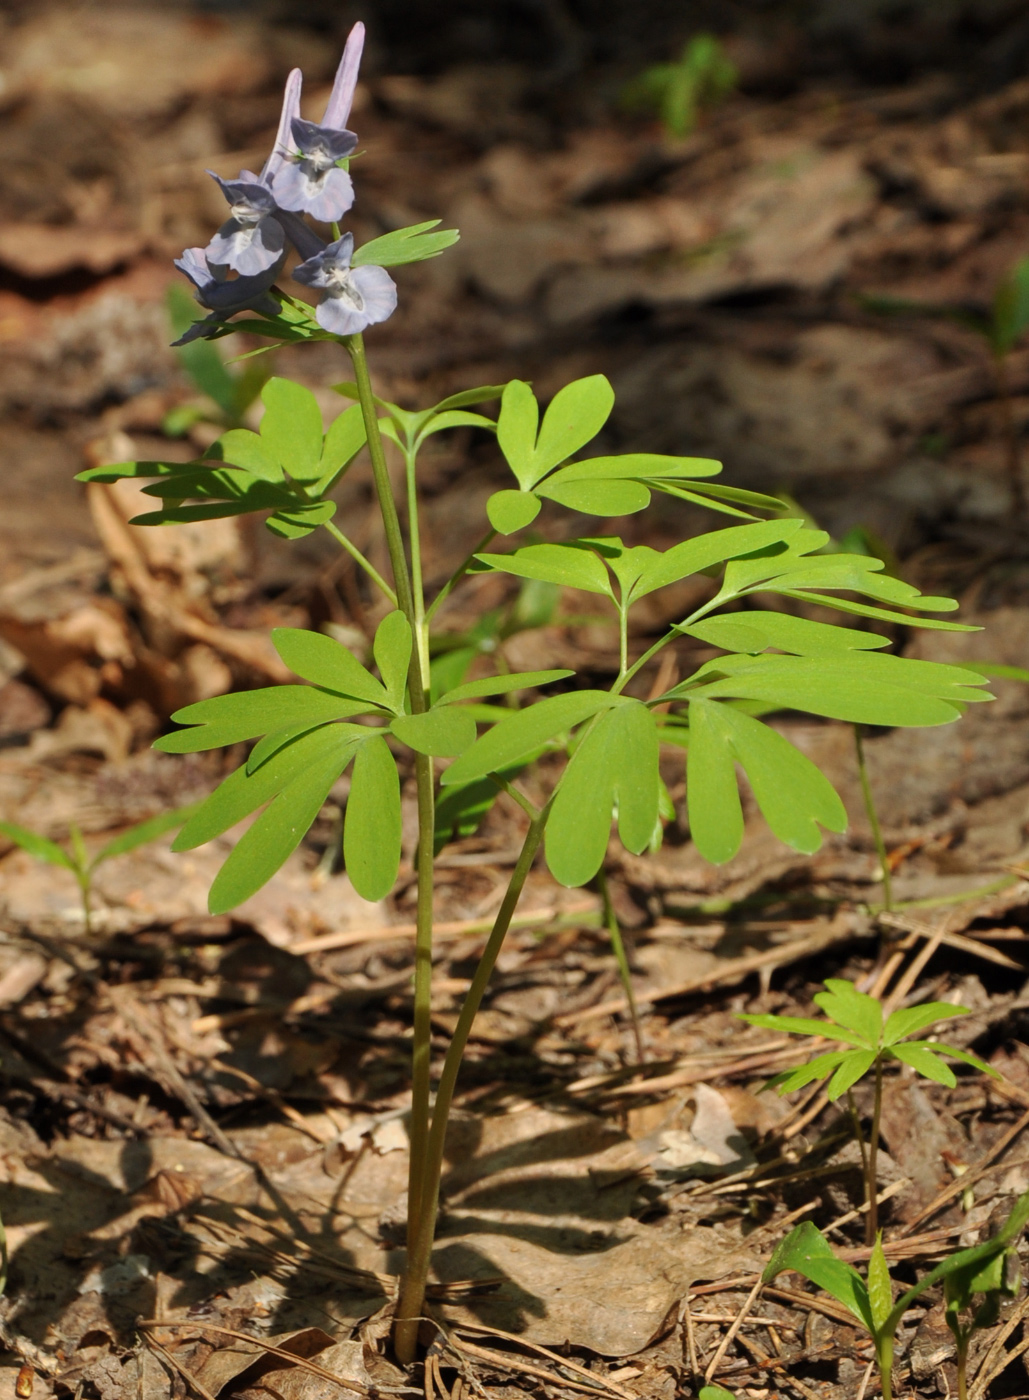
[704, 1275, 763, 1382]
[138, 1321, 366, 1396]
[143, 1337, 219, 1400]
[681, 1292, 699, 1381]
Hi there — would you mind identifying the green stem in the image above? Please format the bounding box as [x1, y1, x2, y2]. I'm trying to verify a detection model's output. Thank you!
[425, 529, 497, 625]
[876, 1331, 894, 1400]
[614, 627, 677, 695]
[597, 868, 644, 1063]
[489, 772, 539, 822]
[617, 604, 629, 682]
[347, 335, 415, 623]
[393, 804, 550, 1365]
[846, 1088, 870, 1221]
[347, 334, 438, 1339]
[855, 726, 893, 913]
[867, 1056, 884, 1246]
[322, 520, 397, 606]
[957, 1333, 969, 1400]
[402, 444, 431, 684]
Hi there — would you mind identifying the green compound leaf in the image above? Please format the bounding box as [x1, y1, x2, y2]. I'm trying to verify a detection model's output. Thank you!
[497, 380, 541, 489]
[92, 804, 202, 865]
[211, 428, 284, 482]
[140, 468, 288, 506]
[683, 612, 891, 658]
[889, 1042, 957, 1087]
[260, 377, 324, 482]
[929, 1044, 999, 1078]
[266, 500, 337, 538]
[432, 385, 505, 412]
[763, 1050, 852, 1096]
[0, 822, 75, 871]
[738, 1012, 870, 1047]
[76, 458, 194, 484]
[684, 698, 845, 863]
[763, 1222, 873, 1331]
[713, 702, 846, 854]
[635, 519, 805, 599]
[543, 453, 722, 485]
[391, 706, 477, 756]
[814, 980, 884, 1046]
[699, 1388, 737, 1400]
[247, 722, 328, 774]
[315, 404, 367, 489]
[132, 500, 279, 526]
[487, 489, 542, 534]
[344, 734, 402, 900]
[531, 375, 614, 483]
[685, 697, 743, 865]
[685, 652, 990, 727]
[373, 610, 413, 713]
[415, 409, 496, 444]
[272, 628, 389, 708]
[174, 723, 362, 852]
[476, 542, 615, 597]
[441, 690, 621, 788]
[437, 669, 573, 705]
[868, 1235, 893, 1333]
[208, 734, 356, 912]
[155, 686, 367, 753]
[882, 1001, 968, 1046]
[536, 476, 651, 516]
[546, 700, 659, 887]
[826, 1048, 878, 1100]
[352, 220, 460, 268]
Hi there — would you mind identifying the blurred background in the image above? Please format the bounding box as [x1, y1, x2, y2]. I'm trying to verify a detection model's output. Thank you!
[1, 0, 1029, 812]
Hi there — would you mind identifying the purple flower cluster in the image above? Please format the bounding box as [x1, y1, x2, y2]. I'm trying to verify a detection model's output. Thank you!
[174, 23, 397, 343]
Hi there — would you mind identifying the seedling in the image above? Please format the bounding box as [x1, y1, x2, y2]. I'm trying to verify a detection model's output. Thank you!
[74, 24, 998, 1365]
[763, 1191, 1029, 1400]
[0, 806, 199, 935]
[741, 979, 996, 1242]
[621, 33, 737, 138]
[945, 1227, 1023, 1400]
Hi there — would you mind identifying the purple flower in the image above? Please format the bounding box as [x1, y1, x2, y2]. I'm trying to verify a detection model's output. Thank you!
[292, 233, 397, 336]
[203, 173, 284, 276]
[270, 22, 365, 223]
[172, 246, 285, 343]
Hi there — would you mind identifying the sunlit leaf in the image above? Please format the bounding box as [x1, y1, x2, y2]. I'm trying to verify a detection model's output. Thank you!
[391, 706, 477, 756]
[260, 377, 323, 482]
[441, 690, 620, 788]
[344, 735, 402, 899]
[272, 628, 389, 708]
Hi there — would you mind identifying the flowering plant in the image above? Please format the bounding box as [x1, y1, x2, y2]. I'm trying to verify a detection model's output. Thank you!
[78, 24, 993, 1364]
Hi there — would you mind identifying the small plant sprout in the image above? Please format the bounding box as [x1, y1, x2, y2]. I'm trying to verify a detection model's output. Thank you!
[621, 33, 737, 139]
[763, 1191, 1029, 1400]
[740, 979, 997, 1243]
[945, 1222, 1023, 1400]
[0, 807, 200, 935]
[75, 20, 999, 1367]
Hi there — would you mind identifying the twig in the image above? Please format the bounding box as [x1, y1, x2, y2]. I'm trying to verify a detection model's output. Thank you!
[968, 1291, 1029, 1400]
[448, 1335, 624, 1397]
[143, 1337, 219, 1400]
[899, 1107, 1029, 1235]
[555, 917, 857, 1027]
[138, 1321, 367, 1396]
[453, 1323, 634, 1400]
[292, 899, 598, 955]
[704, 1275, 763, 1382]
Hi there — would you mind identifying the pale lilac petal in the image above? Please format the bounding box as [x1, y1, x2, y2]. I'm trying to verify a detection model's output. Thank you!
[174, 247, 212, 291]
[261, 67, 303, 183]
[313, 263, 397, 336]
[208, 172, 277, 215]
[292, 233, 354, 289]
[322, 22, 365, 129]
[205, 212, 285, 276]
[290, 117, 357, 164]
[271, 162, 354, 223]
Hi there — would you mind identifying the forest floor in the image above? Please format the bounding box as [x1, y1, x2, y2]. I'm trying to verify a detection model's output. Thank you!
[3, 5, 1029, 1399]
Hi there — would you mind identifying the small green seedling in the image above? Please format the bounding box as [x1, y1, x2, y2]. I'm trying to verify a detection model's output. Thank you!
[741, 979, 996, 1241]
[0, 805, 200, 935]
[164, 283, 272, 436]
[698, 1387, 736, 1400]
[764, 1191, 1029, 1400]
[621, 33, 737, 138]
[945, 1231, 1023, 1400]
